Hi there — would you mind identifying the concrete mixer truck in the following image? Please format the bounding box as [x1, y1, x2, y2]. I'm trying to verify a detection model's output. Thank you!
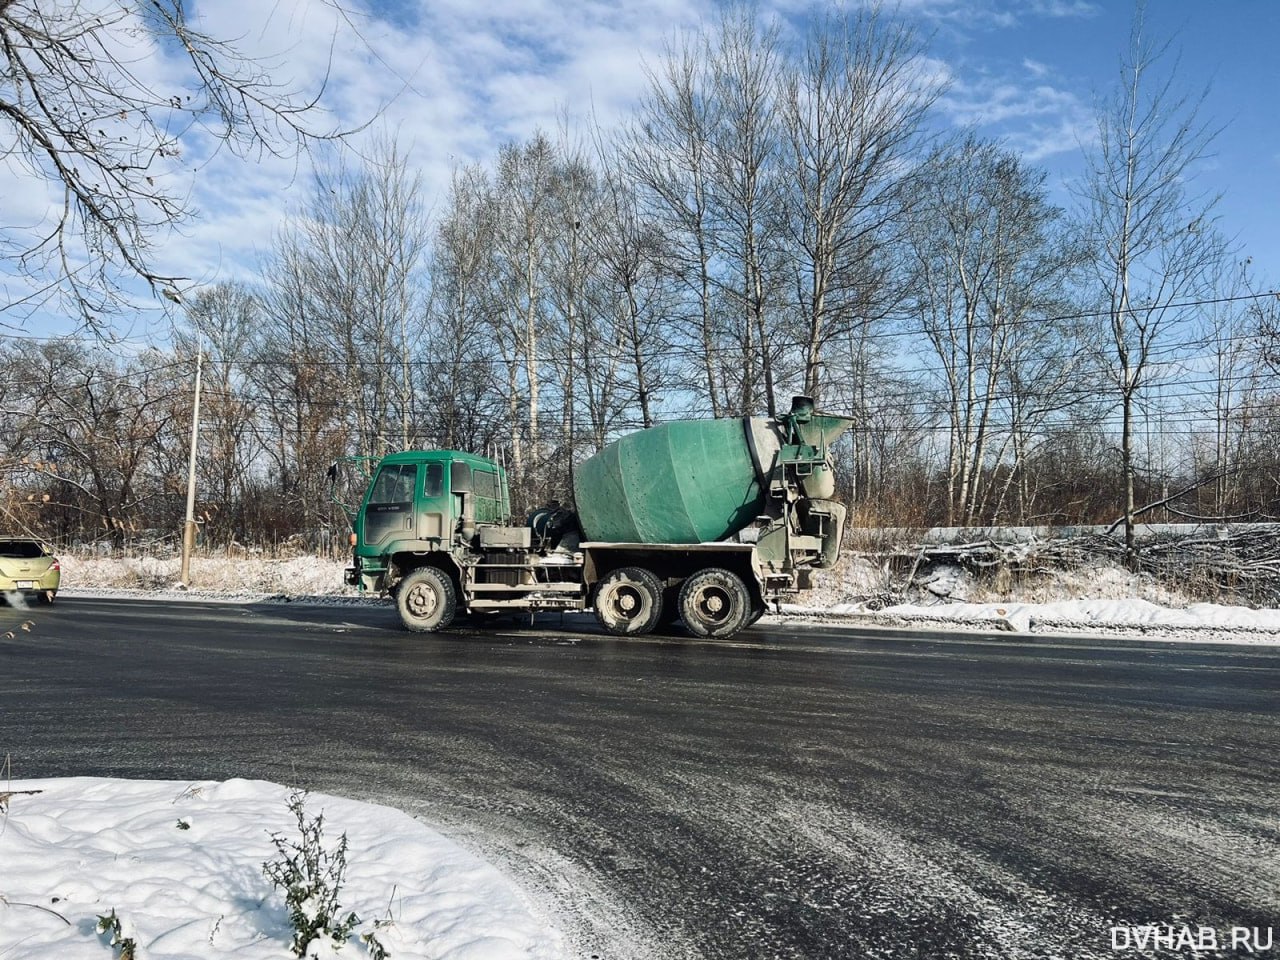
[340, 397, 852, 640]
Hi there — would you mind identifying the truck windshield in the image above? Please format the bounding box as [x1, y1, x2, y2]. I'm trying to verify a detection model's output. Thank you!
[364, 463, 417, 547]
[370, 464, 416, 505]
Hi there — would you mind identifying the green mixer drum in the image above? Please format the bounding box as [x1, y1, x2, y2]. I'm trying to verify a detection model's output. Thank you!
[573, 418, 765, 544]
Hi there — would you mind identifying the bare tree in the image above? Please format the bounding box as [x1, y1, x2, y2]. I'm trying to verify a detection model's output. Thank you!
[331, 141, 426, 454]
[908, 136, 1086, 525]
[778, 4, 939, 404]
[0, 0, 353, 329]
[1256, 273, 1280, 376]
[704, 7, 786, 416]
[0, 339, 182, 543]
[428, 163, 507, 453]
[254, 228, 350, 539]
[626, 33, 724, 416]
[1076, 6, 1225, 565]
[585, 141, 676, 435]
[489, 133, 560, 502]
[544, 146, 597, 480]
[261, 138, 428, 463]
[1182, 261, 1267, 515]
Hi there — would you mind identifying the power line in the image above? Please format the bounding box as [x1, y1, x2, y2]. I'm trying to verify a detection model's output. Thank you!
[1, 288, 1276, 364]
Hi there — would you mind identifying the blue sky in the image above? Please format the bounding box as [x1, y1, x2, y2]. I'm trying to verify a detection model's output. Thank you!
[4, 0, 1277, 339]
[925, 0, 1280, 273]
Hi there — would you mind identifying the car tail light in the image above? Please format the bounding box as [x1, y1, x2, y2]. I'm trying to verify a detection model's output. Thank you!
[51, 560, 61, 571]
[349, 532, 357, 546]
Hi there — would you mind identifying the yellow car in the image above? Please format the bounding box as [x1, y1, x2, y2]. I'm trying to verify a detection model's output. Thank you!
[0, 537, 61, 604]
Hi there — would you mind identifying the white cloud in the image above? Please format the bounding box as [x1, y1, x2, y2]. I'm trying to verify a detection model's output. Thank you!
[1028, 0, 1100, 18]
[74, 0, 720, 316]
[892, 0, 1097, 29]
[1023, 57, 1050, 79]
[939, 74, 1094, 161]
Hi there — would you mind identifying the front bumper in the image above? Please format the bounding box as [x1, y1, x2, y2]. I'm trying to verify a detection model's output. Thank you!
[345, 559, 387, 594]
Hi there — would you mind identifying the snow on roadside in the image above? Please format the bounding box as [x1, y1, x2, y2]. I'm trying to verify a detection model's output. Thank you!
[793, 556, 1280, 645]
[787, 597, 1280, 645]
[0, 778, 563, 960]
[58, 554, 353, 598]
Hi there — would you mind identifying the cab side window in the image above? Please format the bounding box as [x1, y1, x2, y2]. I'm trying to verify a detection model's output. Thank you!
[424, 462, 444, 498]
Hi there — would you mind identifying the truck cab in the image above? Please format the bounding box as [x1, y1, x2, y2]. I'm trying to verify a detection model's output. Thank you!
[345, 450, 585, 630]
[347, 450, 509, 592]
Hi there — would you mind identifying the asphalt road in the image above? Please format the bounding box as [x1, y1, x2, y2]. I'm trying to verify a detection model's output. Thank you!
[1, 596, 1277, 959]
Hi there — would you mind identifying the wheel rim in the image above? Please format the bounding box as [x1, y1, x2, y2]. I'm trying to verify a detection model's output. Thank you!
[608, 584, 646, 622]
[406, 582, 439, 618]
[691, 585, 732, 625]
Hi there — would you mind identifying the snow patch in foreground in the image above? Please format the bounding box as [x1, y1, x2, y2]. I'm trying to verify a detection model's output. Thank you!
[0, 778, 563, 960]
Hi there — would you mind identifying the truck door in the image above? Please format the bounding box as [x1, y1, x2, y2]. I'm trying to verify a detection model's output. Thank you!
[363, 462, 417, 546]
[417, 461, 449, 542]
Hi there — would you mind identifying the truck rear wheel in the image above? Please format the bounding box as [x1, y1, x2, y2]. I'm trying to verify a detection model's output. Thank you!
[594, 566, 663, 635]
[397, 567, 457, 633]
[679, 568, 751, 639]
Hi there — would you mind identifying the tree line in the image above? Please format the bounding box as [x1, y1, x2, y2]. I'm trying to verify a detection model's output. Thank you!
[2, 6, 1278, 555]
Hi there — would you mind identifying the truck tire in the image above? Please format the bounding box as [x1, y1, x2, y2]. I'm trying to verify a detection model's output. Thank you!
[396, 566, 457, 633]
[594, 566, 663, 636]
[679, 568, 751, 639]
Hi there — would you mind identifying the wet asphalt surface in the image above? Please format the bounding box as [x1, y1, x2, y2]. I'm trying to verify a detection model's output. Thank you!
[1, 596, 1277, 959]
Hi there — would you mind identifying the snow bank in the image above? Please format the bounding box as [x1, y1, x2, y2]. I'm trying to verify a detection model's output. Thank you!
[58, 554, 354, 597]
[789, 555, 1280, 644]
[805, 597, 1280, 641]
[0, 778, 563, 960]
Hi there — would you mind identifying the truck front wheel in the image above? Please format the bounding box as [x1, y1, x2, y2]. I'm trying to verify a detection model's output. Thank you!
[397, 567, 457, 633]
[594, 566, 663, 635]
[679, 568, 751, 639]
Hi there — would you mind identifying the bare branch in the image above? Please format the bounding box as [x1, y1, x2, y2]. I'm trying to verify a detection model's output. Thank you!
[0, 0, 358, 332]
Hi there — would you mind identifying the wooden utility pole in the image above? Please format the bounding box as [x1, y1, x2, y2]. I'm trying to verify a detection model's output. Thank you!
[180, 348, 202, 586]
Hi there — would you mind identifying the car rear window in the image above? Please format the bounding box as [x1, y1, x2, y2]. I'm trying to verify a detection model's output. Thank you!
[0, 541, 47, 558]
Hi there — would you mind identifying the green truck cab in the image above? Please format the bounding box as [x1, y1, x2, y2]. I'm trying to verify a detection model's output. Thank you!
[343, 398, 852, 640]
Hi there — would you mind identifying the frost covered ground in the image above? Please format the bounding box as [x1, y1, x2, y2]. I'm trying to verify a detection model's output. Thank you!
[54, 550, 1280, 645]
[0, 778, 562, 960]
